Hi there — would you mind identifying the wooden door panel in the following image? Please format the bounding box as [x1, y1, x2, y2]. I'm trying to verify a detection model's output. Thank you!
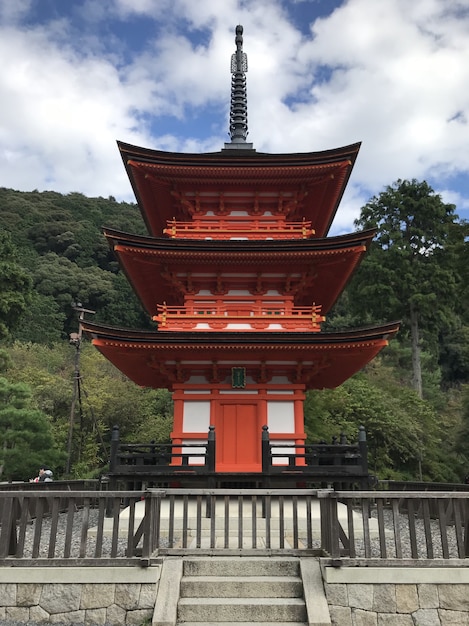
[217, 402, 260, 471]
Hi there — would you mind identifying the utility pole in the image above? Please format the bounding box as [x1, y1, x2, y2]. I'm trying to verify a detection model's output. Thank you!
[66, 302, 95, 475]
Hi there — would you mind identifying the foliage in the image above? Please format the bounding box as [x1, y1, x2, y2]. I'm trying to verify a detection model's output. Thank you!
[0, 185, 467, 482]
[304, 361, 461, 482]
[350, 179, 463, 397]
[0, 231, 32, 340]
[0, 376, 66, 481]
[4, 341, 173, 478]
[0, 187, 149, 340]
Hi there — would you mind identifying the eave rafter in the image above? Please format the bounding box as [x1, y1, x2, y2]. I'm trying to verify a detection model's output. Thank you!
[108, 229, 374, 315]
[81, 321, 400, 391]
[119, 141, 361, 237]
[130, 160, 351, 223]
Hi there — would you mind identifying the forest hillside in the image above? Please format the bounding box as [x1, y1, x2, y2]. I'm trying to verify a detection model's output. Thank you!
[0, 182, 468, 483]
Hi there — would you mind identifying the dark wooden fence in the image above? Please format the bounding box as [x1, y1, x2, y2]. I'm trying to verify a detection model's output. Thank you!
[261, 425, 370, 489]
[1, 489, 469, 566]
[106, 424, 216, 489]
[106, 424, 370, 489]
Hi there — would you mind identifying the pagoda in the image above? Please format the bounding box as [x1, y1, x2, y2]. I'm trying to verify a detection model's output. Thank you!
[82, 26, 398, 474]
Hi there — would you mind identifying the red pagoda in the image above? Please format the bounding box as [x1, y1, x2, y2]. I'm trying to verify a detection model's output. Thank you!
[82, 26, 398, 475]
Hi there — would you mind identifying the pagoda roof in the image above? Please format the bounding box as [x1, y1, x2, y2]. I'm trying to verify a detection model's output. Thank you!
[81, 321, 400, 391]
[118, 140, 360, 238]
[103, 227, 376, 315]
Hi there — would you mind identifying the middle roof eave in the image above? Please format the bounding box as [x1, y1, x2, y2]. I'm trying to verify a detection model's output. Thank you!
[104, 228, 376, 315]
[103, 226, 377, 253]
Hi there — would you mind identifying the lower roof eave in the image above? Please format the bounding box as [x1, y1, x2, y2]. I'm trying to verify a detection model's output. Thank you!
[81, 321, 400, 345]
[81, 321, 400, 390]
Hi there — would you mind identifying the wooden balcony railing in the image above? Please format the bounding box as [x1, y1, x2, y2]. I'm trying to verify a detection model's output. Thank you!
[261, 425, 370, 490]
[154, 303, 324, 331]
[163, 217, 314, 240]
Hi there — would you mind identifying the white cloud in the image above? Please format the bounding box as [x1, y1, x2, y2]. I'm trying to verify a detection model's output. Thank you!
[0, 0, 32, 24]
[0, 0, 468, 229]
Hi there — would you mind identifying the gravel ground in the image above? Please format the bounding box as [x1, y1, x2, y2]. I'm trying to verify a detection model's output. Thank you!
[19, 509, 129, 559]
[357, 507, 464, 559]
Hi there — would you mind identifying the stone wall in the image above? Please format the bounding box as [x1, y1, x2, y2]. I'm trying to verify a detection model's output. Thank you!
[322, 566, 469, 626]
[0, 566, 160, 625]
[2, 562, 469, 625]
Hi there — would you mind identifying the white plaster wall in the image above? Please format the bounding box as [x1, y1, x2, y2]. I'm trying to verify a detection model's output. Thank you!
[267, 401, 295, 433]
[182, 401, 210, 432]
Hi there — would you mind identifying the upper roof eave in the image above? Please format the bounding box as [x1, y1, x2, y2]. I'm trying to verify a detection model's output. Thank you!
[117, 140, 361, 238]
[117, 139, 361, 168]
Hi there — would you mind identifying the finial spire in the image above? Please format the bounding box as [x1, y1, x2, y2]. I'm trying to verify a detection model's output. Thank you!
[224, 25, 254, 151]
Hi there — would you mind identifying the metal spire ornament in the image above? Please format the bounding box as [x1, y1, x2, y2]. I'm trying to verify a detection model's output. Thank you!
[224, 25, 254, 150]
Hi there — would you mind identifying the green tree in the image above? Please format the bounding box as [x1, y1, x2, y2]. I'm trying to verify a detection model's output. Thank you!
[0, 231, 32, 339]
[0, 377, 65, 481]
[305, 365, 455, 481]
[351, 179, 461, 398]
[10, 292, 66, 344]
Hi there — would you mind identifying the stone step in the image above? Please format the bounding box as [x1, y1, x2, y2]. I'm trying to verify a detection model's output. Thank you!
[177, 596, 307, 623]
[180, 574, 303, 598]
[155, 517, 319, 529]
[179, 622, 308, 625]
[182, 535, 307, 549]
[183, 556, 301, 577]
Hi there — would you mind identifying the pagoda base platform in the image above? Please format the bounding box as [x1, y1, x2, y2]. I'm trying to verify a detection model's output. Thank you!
[109, 471, 368, 491]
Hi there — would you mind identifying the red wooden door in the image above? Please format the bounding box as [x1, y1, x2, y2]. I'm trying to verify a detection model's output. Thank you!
[217, 403, 260, 472]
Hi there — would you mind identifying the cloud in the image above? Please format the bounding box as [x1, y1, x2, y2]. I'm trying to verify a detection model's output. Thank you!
[0, 0, 467, 230]
[0, 0, 32, 24]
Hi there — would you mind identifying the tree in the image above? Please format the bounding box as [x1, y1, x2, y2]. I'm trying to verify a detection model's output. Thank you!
[10, 292, 66, 344]
[304, 365, 457, 482]
[351, 179, 461, 398]
[0, 377, 65, 481]
[32, 253, 116, 335]
[0, 231, 32, 340]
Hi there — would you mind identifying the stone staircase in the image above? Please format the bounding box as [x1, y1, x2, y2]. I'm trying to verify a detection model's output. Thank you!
[176, 556, 309, 625]
[152, 555, 331, 626]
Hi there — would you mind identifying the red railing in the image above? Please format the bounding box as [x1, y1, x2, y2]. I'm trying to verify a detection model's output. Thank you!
[154, 303, 324, 331]
[163, 217, 314, 240]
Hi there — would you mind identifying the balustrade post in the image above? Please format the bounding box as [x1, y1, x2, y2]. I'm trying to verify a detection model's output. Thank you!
[6, 497, 19, 557]
[262, 425, 270, 474]
[465, 500, 469, 558]
[105, 425, 120, 517]
[141, 489, 165, 564]
[207, 425, 216, 472]
[358, 425, 370, 489]
[109, 424, 119, 474]
[318, 489, 339, 557]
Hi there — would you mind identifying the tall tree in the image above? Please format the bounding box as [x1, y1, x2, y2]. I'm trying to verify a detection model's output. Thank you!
[0, 231, 32, 340]
[0, 377, 65, 481]
[351, 179, 460, 398]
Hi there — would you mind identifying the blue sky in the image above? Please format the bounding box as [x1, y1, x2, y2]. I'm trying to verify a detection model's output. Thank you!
[1, 0, 468, 234]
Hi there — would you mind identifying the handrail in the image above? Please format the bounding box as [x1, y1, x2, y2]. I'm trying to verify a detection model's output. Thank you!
[109, 424, 216, 479]
[1, 489, 469, 565]
[154, 303, 324, 331]
[155, 304, 322, 316]
[261, 425, 369, 487]
[163, 218, 314, 240]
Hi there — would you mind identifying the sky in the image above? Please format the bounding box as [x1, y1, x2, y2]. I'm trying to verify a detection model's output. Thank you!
[1, 0, 469, 235]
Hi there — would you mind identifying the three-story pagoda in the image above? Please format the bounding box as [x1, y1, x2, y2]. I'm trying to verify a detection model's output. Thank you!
[82, 26, 399, 474]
